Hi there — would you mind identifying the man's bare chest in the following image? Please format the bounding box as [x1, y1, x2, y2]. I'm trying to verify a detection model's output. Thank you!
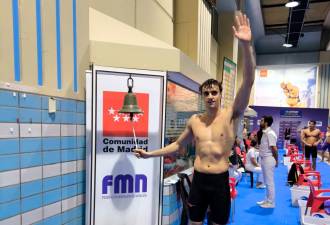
[191, 119, 235, 142]
[305, 129, 319, 138]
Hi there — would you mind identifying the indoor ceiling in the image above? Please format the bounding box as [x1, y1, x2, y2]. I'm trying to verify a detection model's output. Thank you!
[254, 0, 330, 54]
[217, 0, 330, 55]
[262, 0, 329, 33]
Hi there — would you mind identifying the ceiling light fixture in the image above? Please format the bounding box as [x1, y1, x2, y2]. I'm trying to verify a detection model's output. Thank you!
[285, 1, 300, 8]
[283, 43, 293, 48]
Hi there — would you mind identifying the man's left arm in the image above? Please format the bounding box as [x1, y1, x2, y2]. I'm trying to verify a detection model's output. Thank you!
[231, 13, 256, 119]
[268, 132, 278, 167]
[271, 146, 278, 167]
[313, 130, 322, 146]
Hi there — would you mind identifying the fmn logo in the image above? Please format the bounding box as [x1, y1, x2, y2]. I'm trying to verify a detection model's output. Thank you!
[102, 174, 147, 194]
[103, 91, 149, 137]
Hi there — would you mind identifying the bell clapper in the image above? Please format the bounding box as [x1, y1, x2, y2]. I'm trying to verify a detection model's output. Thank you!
[131, 122, 138, 150]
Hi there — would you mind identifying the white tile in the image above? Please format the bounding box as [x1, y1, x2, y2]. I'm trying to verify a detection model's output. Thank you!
[22, 208, 42, 225]
[0, 215, 21, 225]
[77, 194, 85, 206]
[77, 160, 85, 171]
[164, 184, 175, 195]
[0, 170, 20, 187]
[42, 124, 60, 137]
[21, 166, 42, 183]
[62, 196, 77, 211]
[0, 123, 19, 138]
[20, 124, 41, 138]
[162, 216, 170, 225]
[163, 186, 171, 195]
[43, 201, 61, 219]
[43, 163, 61, 178]
[61, 124, 76, 136]
[76, 125, 85, 136]
[61, 161, 77, 174]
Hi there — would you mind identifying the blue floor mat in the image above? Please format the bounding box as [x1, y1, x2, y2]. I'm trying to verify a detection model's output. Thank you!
[227, 149, 330, 225]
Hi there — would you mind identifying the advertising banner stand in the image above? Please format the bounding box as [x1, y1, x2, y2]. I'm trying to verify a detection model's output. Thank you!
[86, 66, 166, 225]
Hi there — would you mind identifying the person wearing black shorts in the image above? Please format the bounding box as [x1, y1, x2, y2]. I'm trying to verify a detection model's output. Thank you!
[305, 145, 317, 159]
[188, 171, 231, 224]
[301, 121, 321, 170]
[135, 12, 255, 225]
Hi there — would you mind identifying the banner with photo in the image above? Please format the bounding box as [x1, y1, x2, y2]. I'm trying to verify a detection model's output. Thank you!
[254, 65, 318, 108]
[221, 57, 237, 108]
[249, 106, 329, 149]
[86, 67, 166, 225]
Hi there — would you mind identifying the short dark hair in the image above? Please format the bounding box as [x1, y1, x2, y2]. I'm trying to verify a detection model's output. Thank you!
[199, 79, 222, 94]
[263, 116, 273, 127]
[250, 139, 257, 147]
[309, 120, 316, 125]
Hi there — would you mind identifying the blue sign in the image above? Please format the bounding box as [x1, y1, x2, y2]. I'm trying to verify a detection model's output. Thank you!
[280, 110, 302, 118]
[102, 174, 147, 194]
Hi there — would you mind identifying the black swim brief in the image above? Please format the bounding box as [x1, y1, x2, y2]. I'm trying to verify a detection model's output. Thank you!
[188, 170, 231, 224]
[305, 145, 317, 159]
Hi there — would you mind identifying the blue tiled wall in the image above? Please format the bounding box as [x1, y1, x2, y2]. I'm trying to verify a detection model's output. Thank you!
[0, 89, 186, 225]
[0, 89, 86, 225]
[162, 183, 182, 225]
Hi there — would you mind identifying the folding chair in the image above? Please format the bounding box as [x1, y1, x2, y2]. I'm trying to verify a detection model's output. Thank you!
[297, 171, 321, 189]
[229, 177, 238, 222]
[305, 179, 330, 215]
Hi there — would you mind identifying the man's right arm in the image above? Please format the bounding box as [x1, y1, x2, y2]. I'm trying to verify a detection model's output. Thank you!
[134, 116, 194, 158]
[300, 130, 310, 146]
[250, 155, 259, 167]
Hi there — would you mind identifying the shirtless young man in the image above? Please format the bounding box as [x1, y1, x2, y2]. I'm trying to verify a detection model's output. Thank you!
[134, 12, 255, 225]
[301, 120, 321, 170]
[321, 125, 330, 162]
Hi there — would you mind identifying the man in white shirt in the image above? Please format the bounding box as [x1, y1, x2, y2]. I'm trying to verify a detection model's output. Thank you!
[257, 116, 278, 208]
[245, 139, 264, 188]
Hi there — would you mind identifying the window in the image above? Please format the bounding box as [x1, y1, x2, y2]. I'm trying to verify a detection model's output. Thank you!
[164, 81, 204, 178]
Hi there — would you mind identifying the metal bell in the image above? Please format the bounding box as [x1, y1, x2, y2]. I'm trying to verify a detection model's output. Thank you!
[118, 93, 143, 114]
[118, 75, 143, 120]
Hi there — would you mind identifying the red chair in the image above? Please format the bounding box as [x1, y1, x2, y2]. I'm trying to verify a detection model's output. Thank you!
[305, 179, 330, 215]
[295, 159, 313, 172]
[290, 153, 304, 162]
[229, 177, 238, 199]
[287, 145, 299, 156]
[297, 171, 321, 189]
[229, 177, 237, 222]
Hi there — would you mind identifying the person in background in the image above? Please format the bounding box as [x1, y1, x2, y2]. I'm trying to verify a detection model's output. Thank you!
[257, 116, 278, 208]
[234, 137, 245, 155]
[300, 126, 308, 155]
[301, 121, 321, 170]
[284, 128, 291, 152]
[229, 144, 242, 184]
[256, 124, 263, 146]
[134, 12, 255, 225]
[245, 139, 265, 188]
[243, 132, 252, 150]
[242, 123, 248, 140]
[321, 125, 330, 162]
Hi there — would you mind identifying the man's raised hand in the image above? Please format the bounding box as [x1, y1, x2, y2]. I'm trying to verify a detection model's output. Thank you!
[232, 12, 252, 43]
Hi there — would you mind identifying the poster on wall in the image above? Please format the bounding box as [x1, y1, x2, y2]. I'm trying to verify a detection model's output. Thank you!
[221, 57, 237, 108]
[86, 66, 166, 225]
[254, 65, 318, 108]
[250, 106, 329, 149]
[164, 81, 203, 177]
